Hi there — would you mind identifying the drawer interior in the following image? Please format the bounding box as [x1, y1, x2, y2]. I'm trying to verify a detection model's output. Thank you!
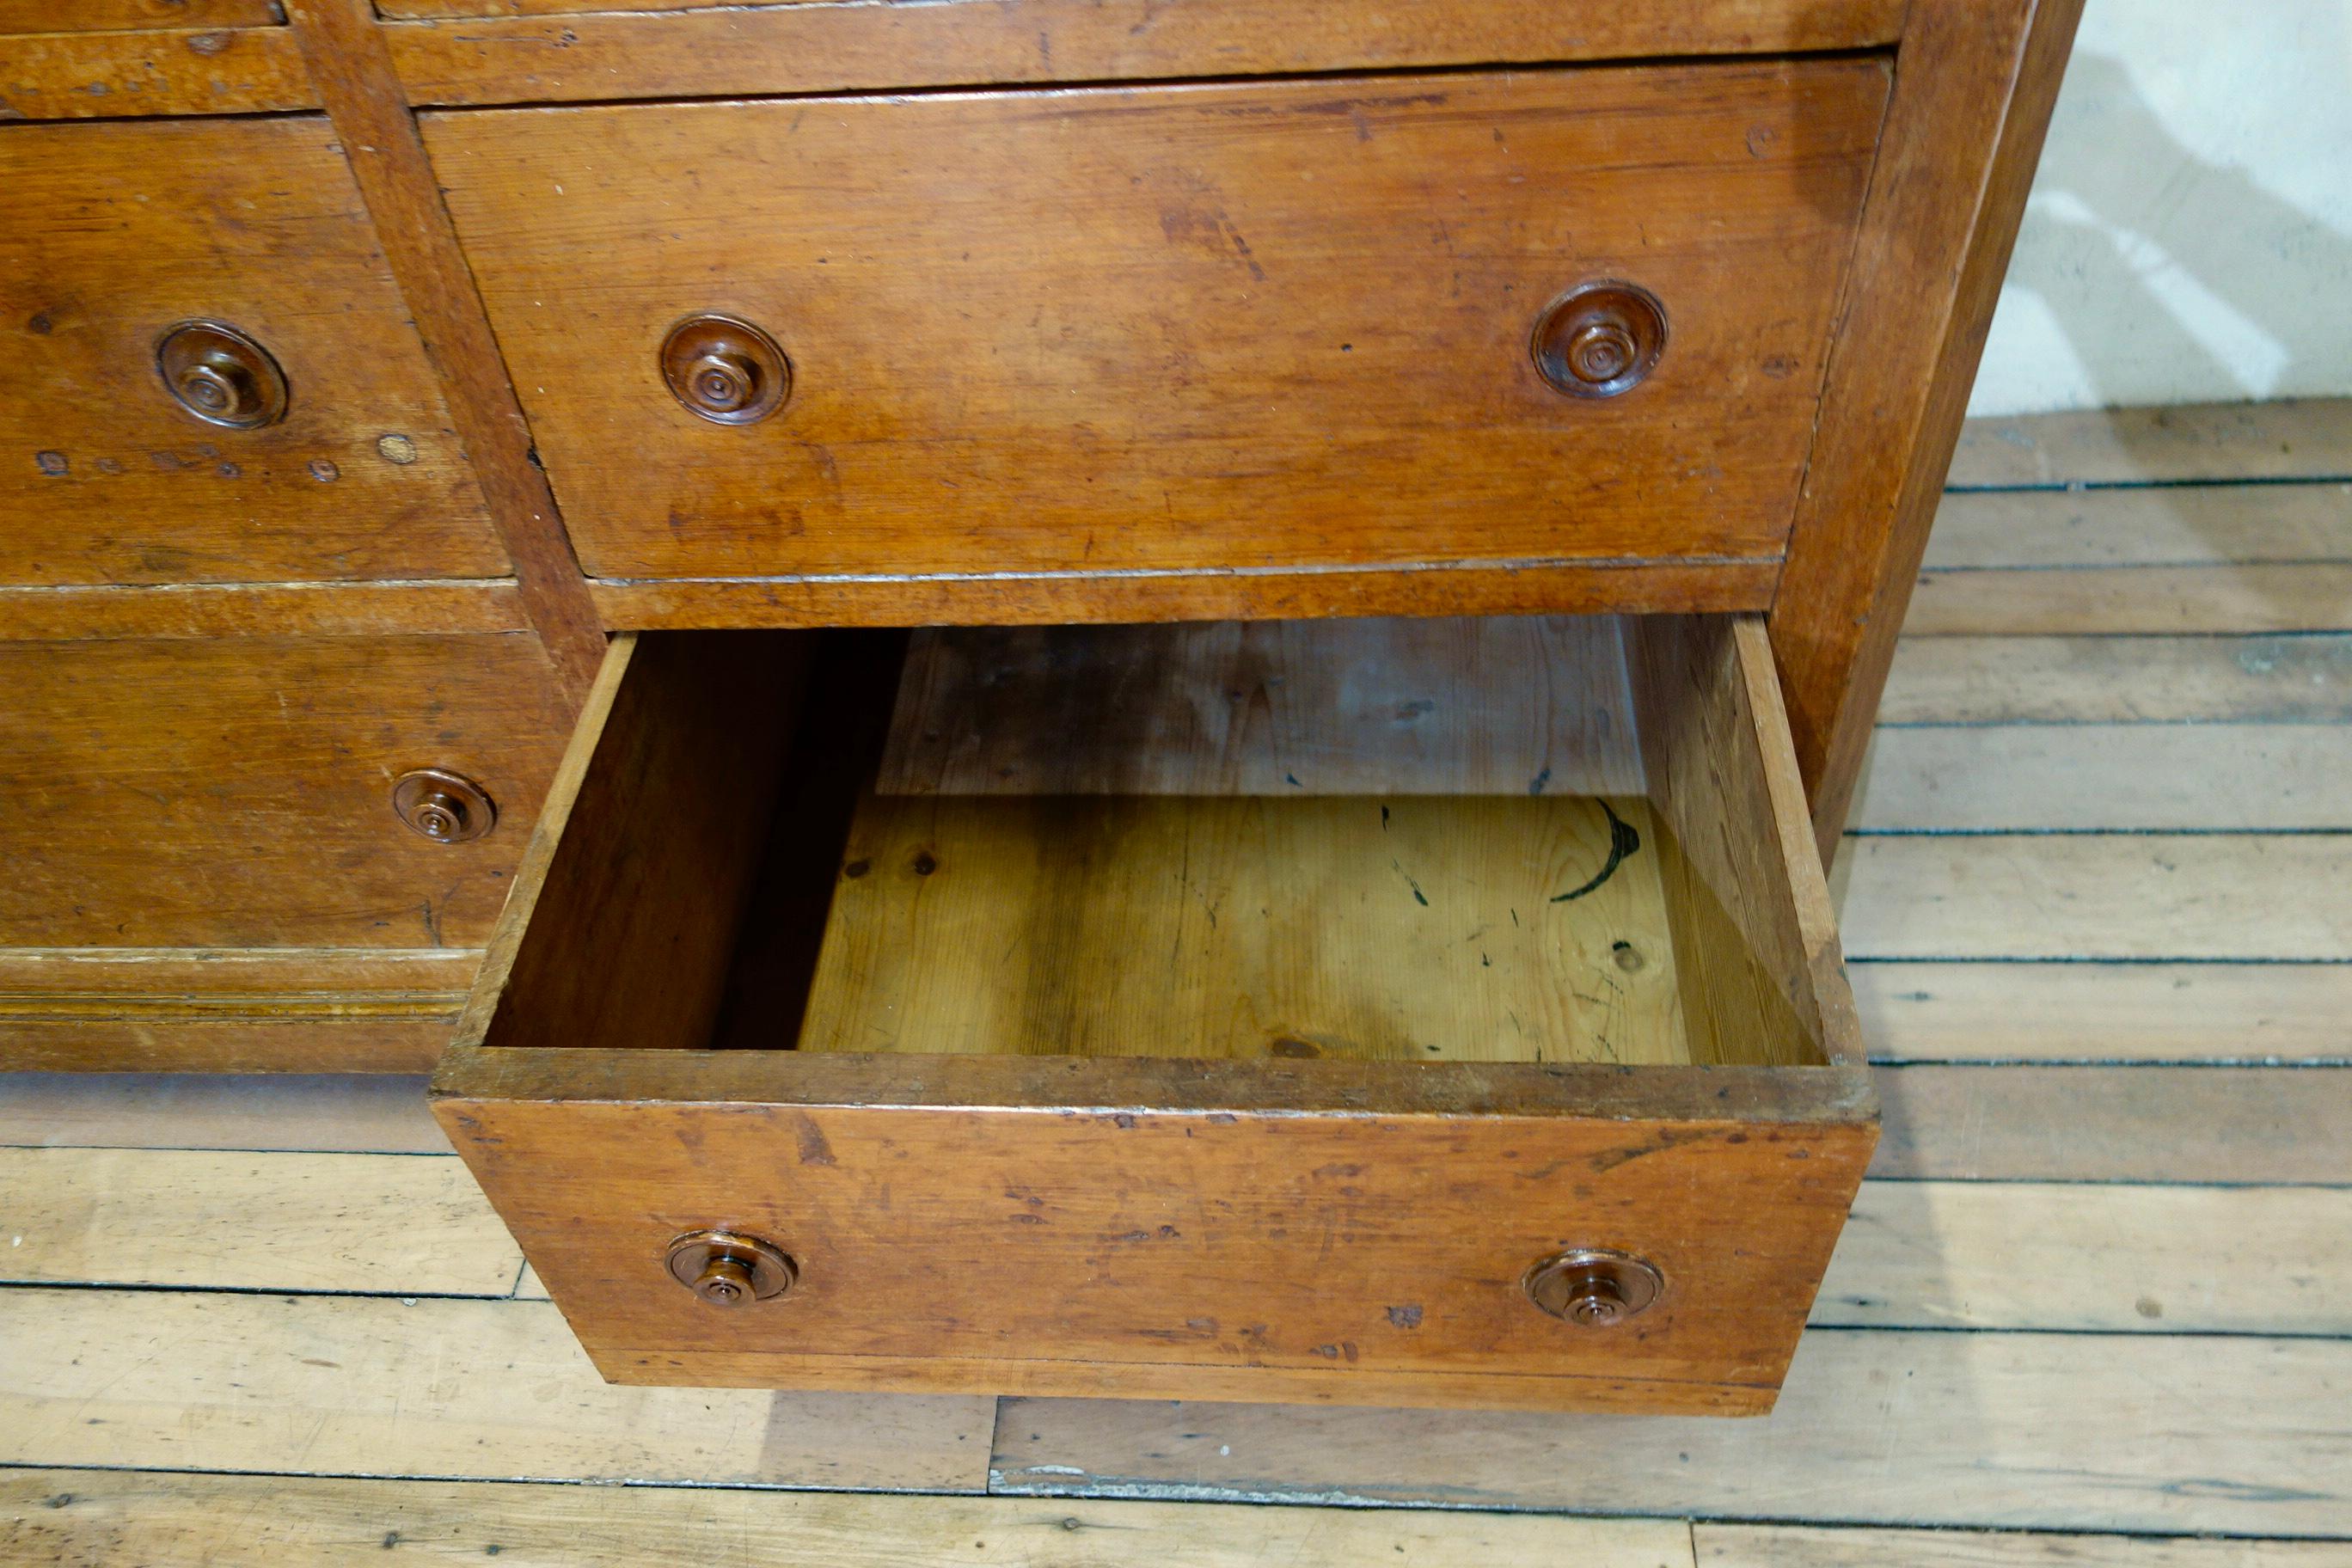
[468, 614, 1846, 1073]
[439, 609, 1867, 1412]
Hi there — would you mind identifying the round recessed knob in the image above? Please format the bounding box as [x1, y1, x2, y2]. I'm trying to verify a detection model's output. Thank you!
[661, 314, 791, 425]
[390, 768, 496, 845]
[665, 1230, 798, 1308]
[156, 321, 288, 429]
[1531, 282, 1667, 399]
[1524, 1248, 1663, 1326]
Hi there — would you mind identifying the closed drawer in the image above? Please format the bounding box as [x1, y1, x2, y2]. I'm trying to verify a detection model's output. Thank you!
[425, 59, 1887, 605]
[0, 634, 568, 951]
[0, 117, 504, 586]
[435, 611, 1874, 1414]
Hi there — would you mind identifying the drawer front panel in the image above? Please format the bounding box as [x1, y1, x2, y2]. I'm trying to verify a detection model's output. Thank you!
[426, 60, 1888, 586]
[0, 117, 505, 586]
[442, 1064, 1873, 1412]
[0, 634, 570, 949]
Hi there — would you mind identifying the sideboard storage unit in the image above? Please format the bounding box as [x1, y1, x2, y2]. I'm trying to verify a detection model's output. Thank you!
[1, 0, 2084, 1412]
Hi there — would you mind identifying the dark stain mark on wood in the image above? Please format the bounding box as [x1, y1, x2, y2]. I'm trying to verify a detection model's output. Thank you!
[1553, 799, 1641, 903]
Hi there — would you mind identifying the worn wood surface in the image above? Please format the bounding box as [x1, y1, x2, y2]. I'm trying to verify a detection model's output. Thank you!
[1949, 396, 2352, 487]
[0, 22, 313, 116]
[1903, 562, 2352, 635]
[1852, 961, 2352, 1064]
[880, 617, 1645, 800]
[0, 1071, 441, 1151]
[991, 1330, 2352, 1534]
[1836, 835, 2352, 961]
[0, 0, 279, 33]
[1854, 724, 2352, 830]
[285, 0, 608, 703]
[1771, 0, 2085, 854]
[428, 62, 1883, 598]
[1926, 482, 2352, 569]
[386, 0, 1904, 106]
[0, 1471, 1695, 1568]
[0, 1288, 995, 1488]
[0, 1147, 519, 1294]
[0, 579, 528, 640]
[456, 632, 809, 1058]
[804, 793, 1683, 1065]
[1882, 634, 2352, 724]
[841, 616, 1678, 1065]
[0, 116, 499, 585]
[438, 1069, 1872, 1413]
[1700, 1528, 2352, 1566]
[1628, 616, 1858, 1071]
[0, 634, 567, 950]
[589, 558, 1782, 633]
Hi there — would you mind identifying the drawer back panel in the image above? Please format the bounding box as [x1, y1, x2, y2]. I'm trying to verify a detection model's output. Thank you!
[423, 59, 1890, 592]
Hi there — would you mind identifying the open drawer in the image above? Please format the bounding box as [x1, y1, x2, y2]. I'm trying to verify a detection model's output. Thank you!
[434, 613, 1874, 1414]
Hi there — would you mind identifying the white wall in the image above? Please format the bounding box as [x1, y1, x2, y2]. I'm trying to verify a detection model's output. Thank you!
[1969, 0, 2352, 416]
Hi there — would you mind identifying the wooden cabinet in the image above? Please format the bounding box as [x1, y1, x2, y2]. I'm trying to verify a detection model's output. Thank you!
[435, 613, 1871, 1412]
[0, 116, 504, 587]
[0, 0, 2083, 1412]
[426, 63, 1883, 605]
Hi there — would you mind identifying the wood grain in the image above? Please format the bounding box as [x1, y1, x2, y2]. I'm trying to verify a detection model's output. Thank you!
[1853, 724, 2352, 830]
[0, 1147, 519, 1295]
[1880, 634, 2352, 724]
[801, 793, 1687, 1065]
[426, 62, 1884, 590]
[1902, 564, 2352, 635]
[1871, 1065, 2352, 1183]
[285, 0, 608, 704]
[589, 557, 1782, 634]
[453, 632, 811, 1058]
[0, 1470, 1696, 1568]
[0, 22, 313, 116]
[1628, 616, 1860, 1071]
[1836, 836, 2352, 960]
[1816, 1180, 2352, 1333]
[0, 0, 279, 33]
[0, 1072, 441, 1152]
[1925, 482, 2352, 569]
[1950, 397, 2352, 487]
[991, 1330, 2352, 1534]
[1700, 1527, 2352, 1566]
[880, 617, 1645, 800]
[0, 634, 568, 949]
[1771, 0, 2086, 854]
[438, 1054, 1873, 1413]
[0, 1288, 995, 1489]
[0, 116, 499, 585]
[0, 1015, 450, 1072]
[1852, 961, 2352, 1064]
[0, 580, 528, 640]
[387, 0, 1904, 106]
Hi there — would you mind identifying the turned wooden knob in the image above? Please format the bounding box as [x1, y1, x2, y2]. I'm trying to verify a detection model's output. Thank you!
[391, 768, 497, 845]
[661, 314, 792, 424]
[156, 321, 288, 429]
[1531, 282, 1668, 399]
[1523, 1249, 1663, 1326]
[665, 1230, 798, 1308]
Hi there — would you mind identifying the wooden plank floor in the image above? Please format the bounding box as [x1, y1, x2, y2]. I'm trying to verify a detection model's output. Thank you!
[3, 398, 2349, 1563]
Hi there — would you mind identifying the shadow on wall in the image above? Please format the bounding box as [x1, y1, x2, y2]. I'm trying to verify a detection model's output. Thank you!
[1986, 40, 2352, 416]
